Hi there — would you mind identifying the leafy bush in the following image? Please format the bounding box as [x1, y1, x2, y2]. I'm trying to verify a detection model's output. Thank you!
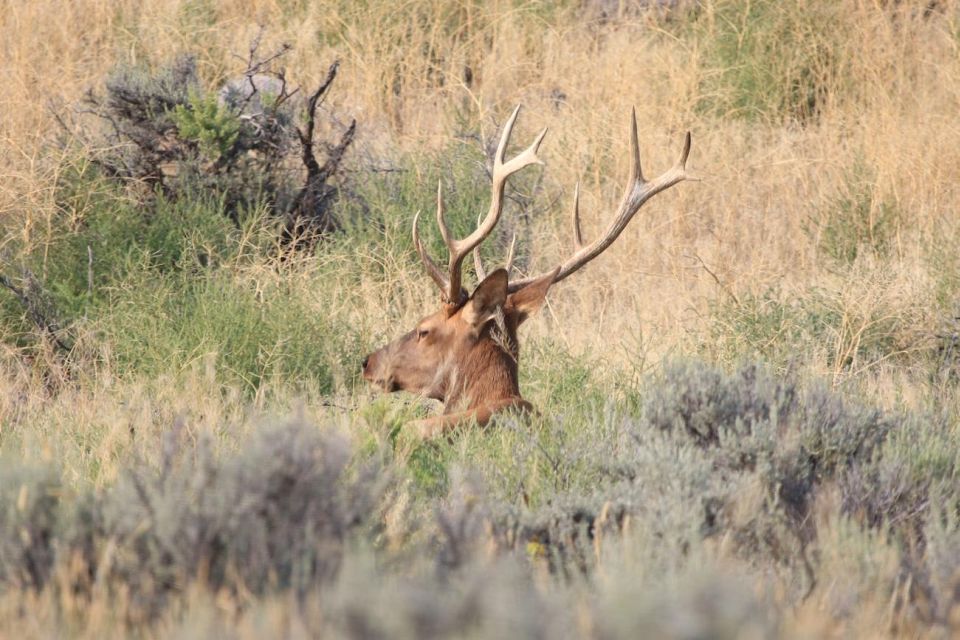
[644, 361, 894, 475]
[171, 92, 242, 162]
[638, 361, 896, 581]
[95, 265, 359, 391]
[706, 273, 923, 375]
[0, 421, 387, 619]
[1, 168, 363, 389]
[76, 48, 354, 235]
[840, 412, 959, 544]
[41, 176, 240, 317]
[456, 361, 903, 591]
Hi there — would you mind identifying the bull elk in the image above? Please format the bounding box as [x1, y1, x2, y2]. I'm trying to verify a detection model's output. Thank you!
[363, 106, 691, 437]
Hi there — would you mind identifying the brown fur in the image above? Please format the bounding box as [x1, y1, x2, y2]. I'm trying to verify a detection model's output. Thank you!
[367, 109, 689, 437]
[362, 269, 555, 437]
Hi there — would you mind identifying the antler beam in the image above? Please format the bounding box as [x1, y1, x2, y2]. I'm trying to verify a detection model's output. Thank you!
[413, 105, 546, 304]
[505, 108, 690, 293]
[414, 106, 691, 301]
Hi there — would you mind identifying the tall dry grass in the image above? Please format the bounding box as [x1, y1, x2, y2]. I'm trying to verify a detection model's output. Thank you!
[4, 1, 959, 381]
[3, 2, 960, 636]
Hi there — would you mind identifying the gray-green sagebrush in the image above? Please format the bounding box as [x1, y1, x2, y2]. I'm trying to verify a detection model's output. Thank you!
[1, 362, 958, 636]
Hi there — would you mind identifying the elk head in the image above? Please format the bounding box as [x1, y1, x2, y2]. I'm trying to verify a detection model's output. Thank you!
[363, 106, 691, 437]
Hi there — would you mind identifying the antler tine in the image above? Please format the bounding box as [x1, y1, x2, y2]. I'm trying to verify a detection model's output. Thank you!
[628, 106, 645, 186]
[473, 249, 488, 282]
[412, 210, 450, 293]
[571, 181, 584, 250]
[473, 228, 517, 282]
[504, 233, 517, 273]
[437, 104, 545, 303]
[677, 130, 692, 172]
[492, 106, 548, 178]
[506, 111, 691, 294]
[435, 180, 453, 247]
[472, 211, 488, 282]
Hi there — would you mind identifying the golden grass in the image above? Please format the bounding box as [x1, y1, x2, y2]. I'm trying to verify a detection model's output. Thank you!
[0, 0, 956, 460]
[5, 1, 960, 381]
[2, 2, 960, 635]
[0, 0, 956, 464]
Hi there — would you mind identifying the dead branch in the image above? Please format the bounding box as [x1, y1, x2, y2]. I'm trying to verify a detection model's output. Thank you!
[284, 61, 356, 241]
[296, 60, 342, 169]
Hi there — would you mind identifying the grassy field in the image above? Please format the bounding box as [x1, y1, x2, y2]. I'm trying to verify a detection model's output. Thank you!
[2, 0, 960, 637]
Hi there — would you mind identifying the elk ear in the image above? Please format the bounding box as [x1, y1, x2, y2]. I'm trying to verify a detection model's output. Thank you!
[462, 269, 508, 329]
[506, 267, 559, 326]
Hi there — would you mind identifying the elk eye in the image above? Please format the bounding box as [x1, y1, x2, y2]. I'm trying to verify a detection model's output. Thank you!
[417, 328, 429, 340]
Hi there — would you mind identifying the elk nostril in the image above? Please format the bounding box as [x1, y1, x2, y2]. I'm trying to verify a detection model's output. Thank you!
[361, 356, 369, 370]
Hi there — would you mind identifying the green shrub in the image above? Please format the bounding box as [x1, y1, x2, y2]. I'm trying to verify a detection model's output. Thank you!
[171, 92, 241, 162]
[448, 360, 902, 589]
[707, 280, 912, 374]
[840, 411, 959, 543]
[77, 50, 352, 233]
[816, 159, 902, 265]
[44, 174, 241, 317]
[3, 161, 363, 390]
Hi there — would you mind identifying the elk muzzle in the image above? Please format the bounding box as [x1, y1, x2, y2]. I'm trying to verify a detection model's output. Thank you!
[361, 347, 400, 392]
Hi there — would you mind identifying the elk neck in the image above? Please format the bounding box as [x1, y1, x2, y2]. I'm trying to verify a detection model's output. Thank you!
[442, 323, 521, 414]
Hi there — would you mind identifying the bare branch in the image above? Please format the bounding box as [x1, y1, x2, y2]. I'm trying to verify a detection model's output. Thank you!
[284, 60, 355, 241]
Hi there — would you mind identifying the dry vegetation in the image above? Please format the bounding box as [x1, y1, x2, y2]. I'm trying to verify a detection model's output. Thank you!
[2, 0, 960, 637]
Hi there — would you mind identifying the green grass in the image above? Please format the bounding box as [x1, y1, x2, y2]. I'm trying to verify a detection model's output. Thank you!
[3, 3, 960, 631]
[688, 0, 854, 123]
[0, 138, 554, 401]
[814, 158, 903, 265]
[5, 162, 361, 392]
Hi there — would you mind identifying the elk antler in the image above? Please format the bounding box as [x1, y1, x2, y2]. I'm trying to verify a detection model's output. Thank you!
[504, 108, 691, 293]
[472, 216, 516, 282]
[413, 105, 546, 305]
